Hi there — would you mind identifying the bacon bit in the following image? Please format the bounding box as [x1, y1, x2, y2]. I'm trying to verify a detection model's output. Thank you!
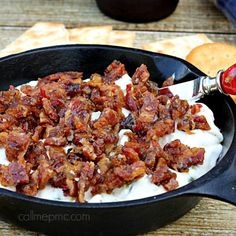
[139, 92, 158, 122]
[103, 60, 127, 84]
[41, 71, 83, 83]
[0, 132, 8, 147]
[191, 104, 202, 114]
[164, 139, 205, 172]
[32, 126, 44, 142]
[177, 114, 195, 133]
[122, 147, 139, 164]
[97, 157, 111, 174]
[114, 161, 146, 182]
[77, 162, 95, 203]
[32, 160, 54, 189]
[93, 108, 121, 129]
[44, 137, 67, 146]
[194, 115, 211, 130]
[158, 88, 173, 98]
[163, 177, 179, 191]
[42, 98, 59, 122]
[146, 119, 175, 140]
[16, 181, 38, 196]
[170, 96, 189, 119]
[152, 158, 178, 191]
[0, 162, 29, 186]
[132, 64, 150, 85]
[6, 132, 31, 162]
[125, 84, 138, 112]
[0, 114, 16, 131]
[25, 141, 48, 167]
[144, 141, 164, 171]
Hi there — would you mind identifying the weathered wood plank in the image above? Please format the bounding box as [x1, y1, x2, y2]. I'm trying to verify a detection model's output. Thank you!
[0, 0, 235, 33]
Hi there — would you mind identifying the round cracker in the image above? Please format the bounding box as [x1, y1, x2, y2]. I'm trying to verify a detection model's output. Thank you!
[186, 42, 236, 77]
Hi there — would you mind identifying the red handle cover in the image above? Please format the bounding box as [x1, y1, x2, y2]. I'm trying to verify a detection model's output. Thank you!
[220, 64, 236, 95]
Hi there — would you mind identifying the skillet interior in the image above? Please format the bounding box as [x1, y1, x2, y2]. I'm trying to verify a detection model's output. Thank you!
[0, 45, 235, 235]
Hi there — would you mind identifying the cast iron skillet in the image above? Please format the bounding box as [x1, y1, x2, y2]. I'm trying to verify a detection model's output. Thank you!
[0, 45, 235, 236]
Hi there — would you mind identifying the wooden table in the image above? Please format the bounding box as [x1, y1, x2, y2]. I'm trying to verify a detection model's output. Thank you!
[0, 0, 235, 235]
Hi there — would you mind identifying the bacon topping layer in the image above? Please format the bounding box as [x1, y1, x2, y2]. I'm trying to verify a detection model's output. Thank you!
[0, 61, 210, 202]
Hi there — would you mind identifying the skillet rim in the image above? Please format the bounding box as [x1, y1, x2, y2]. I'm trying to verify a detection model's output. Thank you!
[0, 44, 235, 209]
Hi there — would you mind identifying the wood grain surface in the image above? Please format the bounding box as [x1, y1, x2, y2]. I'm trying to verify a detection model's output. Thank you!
[0, 0, 235, 236]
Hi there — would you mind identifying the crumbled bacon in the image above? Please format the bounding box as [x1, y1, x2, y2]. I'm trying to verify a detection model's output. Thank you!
[0, 60, 211, 202]
[125, 84, 138, 112]
[164, 139, 205, 172]
[194, 115, 211, 130]
[114, 161, 146, 181]
[103, 60, 127, 84]
[146, 119, 175, 140]
[132, 64, 150, 85]
[0, 162, 29, 186]
[152, 158, 178, 191]
[6, 131, 30, 162]
[170, 95, 189, 119]
[31, 160, 54, 189]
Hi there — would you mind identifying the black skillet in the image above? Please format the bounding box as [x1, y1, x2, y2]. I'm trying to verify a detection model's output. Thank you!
[0, 45, 235, 236]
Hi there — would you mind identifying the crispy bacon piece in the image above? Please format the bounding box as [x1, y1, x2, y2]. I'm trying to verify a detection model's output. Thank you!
[0, 162, 29, 186]
[132, 64, 150, 85]
[114, 161, 146, 182]
[91, 169, 124, 195]
[144, 141, 166, 171]
[6, 131, 31, 162]
[152, 158, 178, 191]
[40, 71, 83, 83]
[194, 115, 211, 130]
[0, 114, 16, 131]
[146, 119, 175, 141]
[31, 160, 54, 189]
[44, 125, 69, 146]
[122, 147, 139, 164]
[91, 84, 125, 110]
[177, 114, 195, 133]
[42, 98, 59, 122]
[32, 126, 44, 142]
[97, 156, 111, 174]
[191, 104, 202, 115]
[16, 181, 38, 196]
[93, 108, 122, 129]
[0, 88, 21, 113]
[25, 141, 48, 167]
[133, 92, 158, 132]
[0, 132, 7, 147]
[77, 162, 95, 203]
[164, 139, 205, 172]
[178, 114, 210, 132]
[125, 84, 138, 112]
[44, 137, 67, 146]
[79, 138, 97, 161]
[103, 60, 127, 84]
[170, 96, 189, 119]
[39, 81, 67, 100]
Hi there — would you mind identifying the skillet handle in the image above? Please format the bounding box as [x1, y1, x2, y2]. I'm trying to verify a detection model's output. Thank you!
[184, 159, 236, 206]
